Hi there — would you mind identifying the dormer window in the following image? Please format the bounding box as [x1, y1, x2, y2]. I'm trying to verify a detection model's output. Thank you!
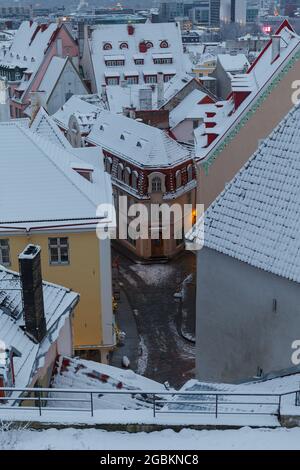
[100, 125, 104, 131]
[103, 43, 112, 50]
[137, 141, 142, 148]
[120, 134, 125, 140]
[160, 40, 169, 49]
[74, 168, 93, 182]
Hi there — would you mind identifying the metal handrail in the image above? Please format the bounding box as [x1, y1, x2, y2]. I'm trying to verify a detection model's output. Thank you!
[0, 387, 299, 420]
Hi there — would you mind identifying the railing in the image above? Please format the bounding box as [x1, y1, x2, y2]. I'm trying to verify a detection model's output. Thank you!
[0, 387, 300, 420]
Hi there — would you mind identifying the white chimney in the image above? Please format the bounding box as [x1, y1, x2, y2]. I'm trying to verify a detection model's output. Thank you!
[0, 78, 10, 122]
[271, 35, 281, 63]
[157, 72, 164, 109]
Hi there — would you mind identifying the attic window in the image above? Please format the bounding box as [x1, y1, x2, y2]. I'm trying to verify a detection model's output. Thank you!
[136, 141, 142, 147]
[103, 43, 112, 51]
[100, 125, 104, 131]
[120, 42, 128, 50]
[120, 134, 125, 140]
[160, 40, 169, 49]
[31, 57, 35, 62]
[74, 169, 93, 182]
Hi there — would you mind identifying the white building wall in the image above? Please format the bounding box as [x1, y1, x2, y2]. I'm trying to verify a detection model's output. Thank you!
[47, 61, 87, 115]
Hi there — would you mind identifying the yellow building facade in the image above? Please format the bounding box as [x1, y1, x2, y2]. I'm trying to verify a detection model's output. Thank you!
[2, 229, 115, 362]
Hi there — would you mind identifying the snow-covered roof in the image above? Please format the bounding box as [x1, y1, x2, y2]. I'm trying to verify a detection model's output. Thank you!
[0, 121, 113, 231]
[105, 73, 194, 114]
[188, 104, 300, 284]
[30, 107, 72, 150]
[170, 89, 214, 128]
[86, 109, 191, 168]
[0, 21, 58, 71]
[50, 356, 165, 411]
[53, 95, 106, 130]
[195, 22, 300, 160]
[0, 267, 79, 390]
[37, 56, 68, 100]
[217, 53, 249, 73]
[89, 22, 185, 90]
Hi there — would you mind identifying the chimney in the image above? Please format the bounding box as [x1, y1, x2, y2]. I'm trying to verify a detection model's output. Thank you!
[271, 35, 281, 63]
[128, 24, 135, 36]
[0, 78, 10, 122]
[29, 91, 48, 124]
[157, 72, 164, 109]
[19, 245, 47, 343]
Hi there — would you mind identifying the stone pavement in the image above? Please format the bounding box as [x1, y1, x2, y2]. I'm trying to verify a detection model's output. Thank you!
[111, 248, 196, 389]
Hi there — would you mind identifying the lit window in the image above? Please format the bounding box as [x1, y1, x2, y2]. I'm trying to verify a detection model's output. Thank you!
[49, 238, 69, 265]
[0, 239, 10, 266]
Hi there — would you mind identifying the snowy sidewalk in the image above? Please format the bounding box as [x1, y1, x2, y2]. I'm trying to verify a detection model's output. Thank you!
[2, 426, 300, 450]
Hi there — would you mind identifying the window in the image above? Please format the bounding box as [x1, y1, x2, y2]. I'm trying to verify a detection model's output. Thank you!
[193, 120, 200, 129]
[106, 77, 120, 85]
[0, 239, 10, 266]
[134, 59, 144, 65]
[124, 167, 131, 186]
[105, 60, 125, 67]
[176, 170, 182, 190]
[164, 74, 175, 82]
[103, 43, 112, 50]
[105, 156, 112, 173]
[187, 164, 193, 183]
[144, 75, 157, 84]
[126, 76, 139, 85]
[132, 171, 138, 190]
[49, 238, 69, 265]
[153, 58, 173, 65]
[117, 163, 124, 181]
[152, 176, 162, 193]
[160, 40, 169, 49]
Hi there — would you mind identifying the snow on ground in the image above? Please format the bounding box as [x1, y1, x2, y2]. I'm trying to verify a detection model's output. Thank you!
[130, 264, 176, 287]
[1, 427, 300, 450]
[137, 336, 149, 376]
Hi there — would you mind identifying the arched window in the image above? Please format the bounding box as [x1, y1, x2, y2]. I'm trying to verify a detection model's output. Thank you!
[120, 42, 128, 49]
[117, 163, 124, 181]
[152, 176, 162, 193]
[176, 170, 182, 190]
[124, 167, 131, 186]
[132, 171, 138, 190]
[105, 156, 112, 174]
[160, 40, 169, 49]
[187, 164, 193, 183]
[146, 41, 154, 49]
[103, 43, 112, 50]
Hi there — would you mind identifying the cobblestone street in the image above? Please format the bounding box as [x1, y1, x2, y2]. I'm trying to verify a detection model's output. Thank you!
[112, 249, 196, 389]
